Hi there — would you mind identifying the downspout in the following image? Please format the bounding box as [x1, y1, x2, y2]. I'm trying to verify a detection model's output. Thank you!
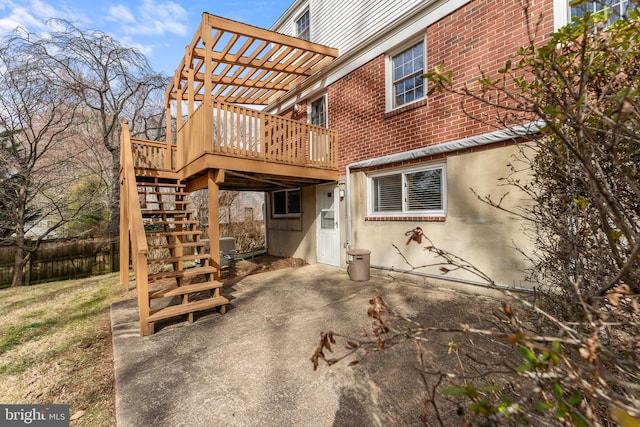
[344, 163, 353, 253]
[343, 121, 544, 291]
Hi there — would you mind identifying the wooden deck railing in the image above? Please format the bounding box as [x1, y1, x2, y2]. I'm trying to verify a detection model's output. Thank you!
[119, 122, 151, 335]
[131, 138, 176, 170]
[176, 99, 338, 171]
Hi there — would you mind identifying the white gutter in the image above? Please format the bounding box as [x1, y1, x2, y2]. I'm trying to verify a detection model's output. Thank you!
[344, 121, 544, 290]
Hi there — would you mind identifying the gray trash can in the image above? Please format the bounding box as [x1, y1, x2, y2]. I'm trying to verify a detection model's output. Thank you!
[347, 249, 371, 281]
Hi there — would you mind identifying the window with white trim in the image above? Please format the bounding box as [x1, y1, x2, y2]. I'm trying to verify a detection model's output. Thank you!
[388, 39, 425, 110]
[571, 0, 630, 25]
[272, 188, 301, 217]
[310, 96, 327, 128]
[296, 9, 310, 41]
[555, 0, 631, 28]
[370, 164, 446, 216]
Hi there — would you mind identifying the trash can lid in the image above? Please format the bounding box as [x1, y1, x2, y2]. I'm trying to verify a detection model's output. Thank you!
[347, 249, 370, 255]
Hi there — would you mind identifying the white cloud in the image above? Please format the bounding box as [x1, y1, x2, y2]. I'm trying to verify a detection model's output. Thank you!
[107, 4, 135, 24]
[112, 0, 188, 37]
[0, 0, 90, 35]
[0, 1, 47, 33]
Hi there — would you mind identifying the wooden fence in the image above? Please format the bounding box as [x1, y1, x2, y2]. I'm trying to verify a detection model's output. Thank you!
[0, 236, 119, 287]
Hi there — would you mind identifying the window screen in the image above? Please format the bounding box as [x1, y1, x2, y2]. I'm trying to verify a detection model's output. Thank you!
[371, 165, 445, 215]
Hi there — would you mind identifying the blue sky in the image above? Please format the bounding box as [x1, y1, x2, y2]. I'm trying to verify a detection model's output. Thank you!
[0, 0, 294, 74]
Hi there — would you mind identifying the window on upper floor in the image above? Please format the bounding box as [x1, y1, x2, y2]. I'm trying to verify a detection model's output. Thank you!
[310, 95, 327, 128]
[296, 9, 310, 41]
[555, 0, 631, 28]
[369, 163, 446, 217]
[387, 39, 426, 111]
[272, 188, 301, 217]
[572, 0, 630, 25]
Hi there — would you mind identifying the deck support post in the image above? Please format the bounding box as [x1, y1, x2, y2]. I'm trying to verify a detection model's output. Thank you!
[207, 169, 224, 279]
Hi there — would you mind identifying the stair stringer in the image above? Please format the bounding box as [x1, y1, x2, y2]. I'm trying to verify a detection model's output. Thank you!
[136, 176, 228, 335]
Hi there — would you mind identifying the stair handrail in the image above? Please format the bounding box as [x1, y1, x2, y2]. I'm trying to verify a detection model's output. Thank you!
[119, 121, 151, 335]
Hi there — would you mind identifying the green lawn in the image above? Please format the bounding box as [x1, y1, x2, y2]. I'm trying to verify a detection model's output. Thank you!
[0, 273, 130, 426]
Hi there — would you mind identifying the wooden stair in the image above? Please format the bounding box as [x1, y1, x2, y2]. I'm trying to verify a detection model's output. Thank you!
[137, 176, 228, 334]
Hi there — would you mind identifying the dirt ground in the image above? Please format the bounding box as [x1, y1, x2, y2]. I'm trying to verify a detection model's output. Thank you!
[221, 253, 309, 280]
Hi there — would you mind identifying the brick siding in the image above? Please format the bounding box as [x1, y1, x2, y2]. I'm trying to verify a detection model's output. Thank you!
[321, 0, 553, 174]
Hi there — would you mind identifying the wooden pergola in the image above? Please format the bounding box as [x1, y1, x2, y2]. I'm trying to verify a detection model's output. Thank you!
[165, 13, 339, 140]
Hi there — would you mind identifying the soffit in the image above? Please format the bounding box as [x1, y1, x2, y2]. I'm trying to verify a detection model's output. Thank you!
[166, 13, 339, 105]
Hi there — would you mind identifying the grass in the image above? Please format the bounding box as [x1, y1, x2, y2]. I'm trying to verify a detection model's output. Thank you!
[0, 273, 132, 426]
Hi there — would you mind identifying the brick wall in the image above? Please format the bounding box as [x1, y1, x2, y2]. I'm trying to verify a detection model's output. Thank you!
[324, 0, 553, 174]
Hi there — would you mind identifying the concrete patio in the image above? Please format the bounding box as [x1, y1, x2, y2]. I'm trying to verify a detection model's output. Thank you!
[111, 263, 500, 426]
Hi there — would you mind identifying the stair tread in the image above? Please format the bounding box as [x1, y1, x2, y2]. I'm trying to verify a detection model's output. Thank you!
[137, 190, 188, 195]
[148, 253, 211, 264]
[148, 242, 205, 250]
[148, 266, 217, 282]
[145, 230, 202, 237]
[144, 221, 198, 228]
[142, 209, 191, 215]
[136, 180, 184, 187]
[141, 199, 190, 204]
[150, 280, 224, 299]
[147, 296, 229, 322]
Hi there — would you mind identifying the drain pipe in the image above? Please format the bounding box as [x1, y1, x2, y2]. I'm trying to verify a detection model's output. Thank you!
[344, 163, 353, 254]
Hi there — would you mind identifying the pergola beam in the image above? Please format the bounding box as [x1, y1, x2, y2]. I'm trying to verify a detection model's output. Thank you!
[166, 12, 338, 106]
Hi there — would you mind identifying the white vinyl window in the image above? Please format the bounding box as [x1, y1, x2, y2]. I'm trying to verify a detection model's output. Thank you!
[555, 0, 630, 28]
[571, 0, 630, 25]
[388, 39, 425, 110]
[296, 9, 310, 41]
[370, 164, 446, 217]
[272, 188, 301, 217]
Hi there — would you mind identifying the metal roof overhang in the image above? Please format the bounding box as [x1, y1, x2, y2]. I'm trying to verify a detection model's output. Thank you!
[166, 13, 339, 106]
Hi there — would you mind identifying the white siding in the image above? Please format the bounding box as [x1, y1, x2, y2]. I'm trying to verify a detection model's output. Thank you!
[274, 0, 423, 55]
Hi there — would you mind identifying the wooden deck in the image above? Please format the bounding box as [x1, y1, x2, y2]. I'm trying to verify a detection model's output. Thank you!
[132, 99, 338, 189]
[120, 13, 340, 335]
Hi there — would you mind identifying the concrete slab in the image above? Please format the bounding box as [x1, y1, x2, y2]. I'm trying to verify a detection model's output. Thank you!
[112, 264, 499, 427]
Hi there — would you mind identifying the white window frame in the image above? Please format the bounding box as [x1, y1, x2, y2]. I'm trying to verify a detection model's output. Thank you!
[295, 9, 311, 41]
[368, 163, 447, 218]
[271, 188, 301, 218]
[554, 0, 631, 29]
[309, 94, 327, 128]
[385, 36, 427, 112]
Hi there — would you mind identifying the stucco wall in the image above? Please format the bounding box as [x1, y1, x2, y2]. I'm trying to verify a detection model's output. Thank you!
[266, 186, 318, 262]
[346, 144, 535, 288]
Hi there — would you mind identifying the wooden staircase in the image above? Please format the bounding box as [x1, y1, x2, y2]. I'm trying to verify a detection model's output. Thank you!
[137, 176, 228, 334]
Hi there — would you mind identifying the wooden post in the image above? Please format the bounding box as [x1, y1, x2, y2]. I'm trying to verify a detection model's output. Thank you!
[136, 255, 150, 336]
[207, 170, 224, 279]
[119, 125, 131, 288]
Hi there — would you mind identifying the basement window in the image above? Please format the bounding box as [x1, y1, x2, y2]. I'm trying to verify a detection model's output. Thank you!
[369, 163, 446, 217]
[272, 189, 301, 217]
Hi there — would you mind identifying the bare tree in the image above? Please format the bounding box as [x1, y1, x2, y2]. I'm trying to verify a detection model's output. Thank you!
[0, 36, 100, 286]
[13, 20, 169, 234]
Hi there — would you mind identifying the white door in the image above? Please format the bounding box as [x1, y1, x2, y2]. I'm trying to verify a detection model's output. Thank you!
[317, 185, 340, 266]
